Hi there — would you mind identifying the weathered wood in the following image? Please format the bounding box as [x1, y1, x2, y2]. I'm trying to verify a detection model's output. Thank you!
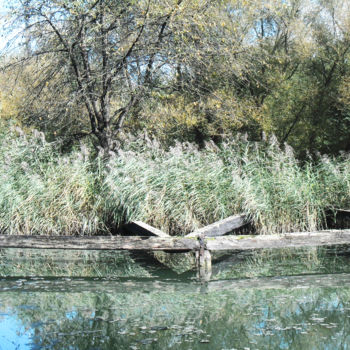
[123, 221, 169, 238]
[185, 214, 248, 238]
[0, 235, 198, 251]
[196, 234, 212, 280]
[1, 229, 350, 252]
[206, 230, 350, 251]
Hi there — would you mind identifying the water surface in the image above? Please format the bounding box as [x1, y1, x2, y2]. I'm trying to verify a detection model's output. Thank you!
[1, 246, 350, 349]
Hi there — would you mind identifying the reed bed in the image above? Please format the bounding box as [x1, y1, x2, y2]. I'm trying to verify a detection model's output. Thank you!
[1, 125, 350, 236]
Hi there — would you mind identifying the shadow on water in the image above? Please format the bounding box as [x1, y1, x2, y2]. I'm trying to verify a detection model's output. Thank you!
[2, 245, 350, 349]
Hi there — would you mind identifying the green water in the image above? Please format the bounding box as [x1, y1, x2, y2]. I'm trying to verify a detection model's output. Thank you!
[1, 247, 350, 349]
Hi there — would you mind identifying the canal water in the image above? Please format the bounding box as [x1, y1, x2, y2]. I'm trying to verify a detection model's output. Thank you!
[1, 247, 350, 349]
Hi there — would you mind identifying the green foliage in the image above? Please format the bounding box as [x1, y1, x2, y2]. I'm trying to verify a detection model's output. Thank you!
[2, 0, 350, 155]
[1, 124, 350, 236]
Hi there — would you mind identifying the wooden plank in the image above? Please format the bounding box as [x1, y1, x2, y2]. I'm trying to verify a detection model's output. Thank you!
[0, 235, 198, 251]
[124, 221, 169, 237]
[185, 214, 248, 238]
[1, 229, 350, 252]
[206, 230, 350, 251]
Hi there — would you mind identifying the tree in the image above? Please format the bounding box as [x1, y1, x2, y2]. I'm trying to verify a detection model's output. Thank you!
[3, 0, 350, 156]
[3, 0, 213, 153]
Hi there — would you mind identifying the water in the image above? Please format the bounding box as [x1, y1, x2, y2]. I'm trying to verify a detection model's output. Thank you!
[1, 247, 350, 349]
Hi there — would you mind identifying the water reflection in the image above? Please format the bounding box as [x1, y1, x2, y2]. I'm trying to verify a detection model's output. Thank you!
[0, 313, 33, 349]
[2, 246, 350, 349]
[1, 275, 350, 349]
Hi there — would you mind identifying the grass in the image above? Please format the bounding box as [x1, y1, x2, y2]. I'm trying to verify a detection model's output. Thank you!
[1, 124, 350, 236]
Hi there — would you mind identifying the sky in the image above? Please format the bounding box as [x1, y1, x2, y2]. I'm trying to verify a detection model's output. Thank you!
[0, 0, 8, 51]
[0, 0, 27, 55]
[0, 0, 12, 52]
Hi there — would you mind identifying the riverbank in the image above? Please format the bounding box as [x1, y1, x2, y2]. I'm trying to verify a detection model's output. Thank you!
[1, 126, 349, 236]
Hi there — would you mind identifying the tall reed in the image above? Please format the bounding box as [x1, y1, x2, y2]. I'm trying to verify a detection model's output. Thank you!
[0, 126, 104, 235]
[1, 125, 349, 235]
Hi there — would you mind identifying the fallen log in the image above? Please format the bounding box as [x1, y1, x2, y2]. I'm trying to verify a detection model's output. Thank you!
[2, 230, 350, 280]
[0, 235, 198, 251]
[206, 230, 350, 251]
[1, 230, 350, 252]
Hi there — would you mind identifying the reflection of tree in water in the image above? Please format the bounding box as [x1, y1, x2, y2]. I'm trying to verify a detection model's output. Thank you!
[2, 282, 350, 349]
[214, 246, 350, 279]
[0, 249, 151, 278]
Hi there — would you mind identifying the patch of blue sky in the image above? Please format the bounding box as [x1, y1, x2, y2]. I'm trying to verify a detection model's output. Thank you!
[0, 313, 34, 350]
[0, 0, 10, 51]
[0, 0, 25, 54]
